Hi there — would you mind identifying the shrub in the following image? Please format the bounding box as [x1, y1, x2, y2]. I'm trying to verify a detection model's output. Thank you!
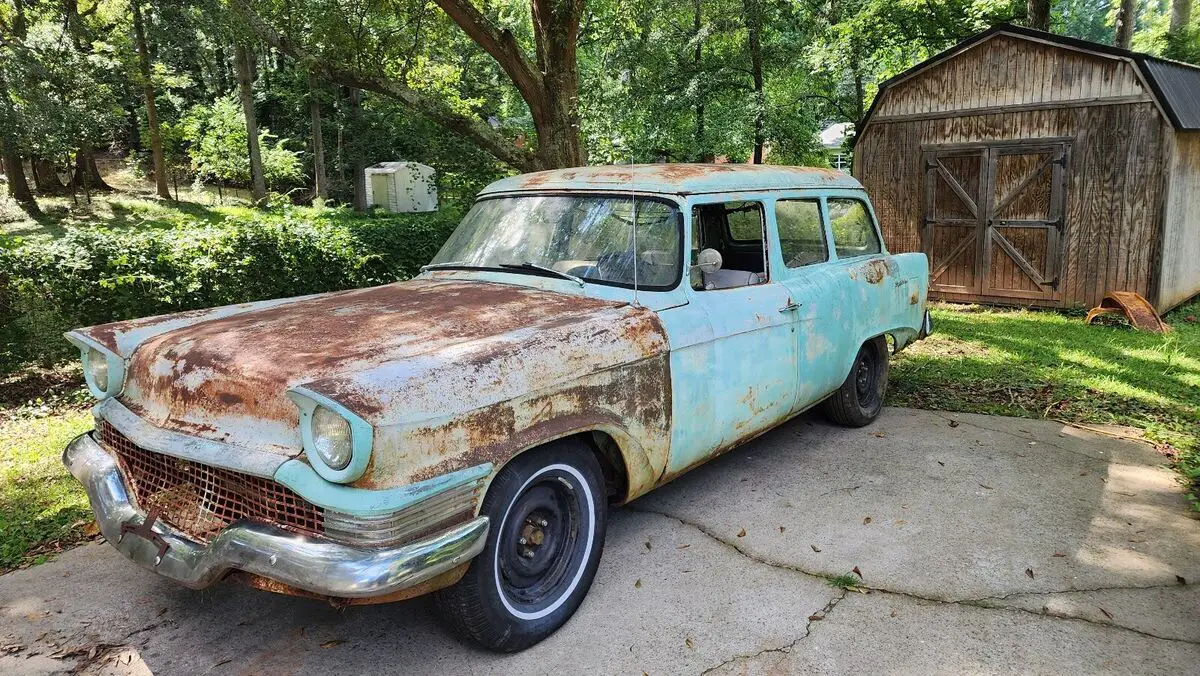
[0, 205, 463, 372]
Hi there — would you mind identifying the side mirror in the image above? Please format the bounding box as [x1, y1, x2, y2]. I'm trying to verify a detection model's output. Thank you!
[696, 248, 723, 274]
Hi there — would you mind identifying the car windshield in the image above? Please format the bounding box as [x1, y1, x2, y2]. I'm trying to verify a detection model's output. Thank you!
[430, 195, 683, 289]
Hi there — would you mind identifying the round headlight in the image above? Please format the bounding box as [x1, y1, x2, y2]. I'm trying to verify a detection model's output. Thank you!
[86, 347, 109, 393]
[311, 406, 352, 471]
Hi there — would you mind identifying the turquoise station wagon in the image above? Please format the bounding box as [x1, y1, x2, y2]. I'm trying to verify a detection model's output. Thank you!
[62, 164, 930, 651]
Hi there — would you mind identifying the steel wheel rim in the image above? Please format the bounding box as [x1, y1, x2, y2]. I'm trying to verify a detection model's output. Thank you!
[497, 473, 583, 610]
[854, 347, 878, 407]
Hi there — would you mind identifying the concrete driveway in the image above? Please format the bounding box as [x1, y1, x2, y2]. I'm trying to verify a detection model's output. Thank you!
[2, 408, 1198, 674]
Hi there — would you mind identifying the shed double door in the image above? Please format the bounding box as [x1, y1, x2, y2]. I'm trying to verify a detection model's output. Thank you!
[921, 141, 1069, 302]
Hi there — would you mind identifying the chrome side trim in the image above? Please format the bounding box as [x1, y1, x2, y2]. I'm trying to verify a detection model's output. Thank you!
[63, 433, 489, 598]
[96, 398, 292, 479]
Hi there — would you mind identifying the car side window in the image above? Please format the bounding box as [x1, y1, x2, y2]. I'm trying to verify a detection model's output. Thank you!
[776, 200, 828, 268]
[828, 198, 882, 259]
[690, 201, 768, 291]
[726, 202, 764, 242]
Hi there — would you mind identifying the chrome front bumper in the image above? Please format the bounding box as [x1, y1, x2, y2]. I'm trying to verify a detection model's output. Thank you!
[63, 432, 489, 598]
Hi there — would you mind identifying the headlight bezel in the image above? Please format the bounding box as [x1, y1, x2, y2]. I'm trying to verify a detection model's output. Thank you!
[287, 387, 374, 484]
[65, 333, 125, 400]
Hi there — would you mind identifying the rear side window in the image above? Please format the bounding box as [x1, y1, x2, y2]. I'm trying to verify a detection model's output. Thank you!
[828, 198, 882, 258]
[776, 200, 827, 268]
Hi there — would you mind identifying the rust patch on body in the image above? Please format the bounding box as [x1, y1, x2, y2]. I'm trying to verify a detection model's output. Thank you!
[1085, 291, 1170, 333]
[108, 279, 632, 451]
[862, 259, 894, 284]
[229, 562, 469, 606]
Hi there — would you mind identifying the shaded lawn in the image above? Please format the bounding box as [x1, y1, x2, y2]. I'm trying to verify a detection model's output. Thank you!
[889, 299, 1200, 506]
[0, 408, 93, 572]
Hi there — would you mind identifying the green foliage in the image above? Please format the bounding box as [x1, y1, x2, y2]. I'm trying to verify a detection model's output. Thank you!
[0, 409, 93, 572]
[0, 203, 464, 372]
[828, 573, 861, 589]
[182, 95, 303, 190]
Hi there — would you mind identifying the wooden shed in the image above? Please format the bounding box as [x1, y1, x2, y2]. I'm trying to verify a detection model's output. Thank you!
[855, 24, 1200, 312]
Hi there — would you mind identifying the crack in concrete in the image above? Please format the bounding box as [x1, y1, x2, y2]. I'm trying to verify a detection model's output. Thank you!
[699, 590, 847, 675]
[628, 506, 1199, 647]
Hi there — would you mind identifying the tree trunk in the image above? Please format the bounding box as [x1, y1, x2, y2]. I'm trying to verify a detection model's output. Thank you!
[73, 147, 113, 192]
[744, 0, 765, 164]
[31, 157, 66, 195]
[1114, 0, 1137, 49]
[349, 88, 367, 212]
[1027, 0, 1050, 31]
[309, 72, 328, 203]
[1, 137, 39, 215]
[1171, 0, 1193, 34]
[131, 0, 172, 199]
[235, 43, 267, 206]
[693, 0, 707, 162]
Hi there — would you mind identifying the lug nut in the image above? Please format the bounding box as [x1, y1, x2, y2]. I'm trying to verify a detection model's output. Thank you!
[519, 537, 527, 545]
[538, 518, 548, 527]
[521, 549, 534, 559]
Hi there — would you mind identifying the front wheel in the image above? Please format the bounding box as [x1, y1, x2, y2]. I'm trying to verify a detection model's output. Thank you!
[822, 336, 889, 427]
[433, 439, 607, 652]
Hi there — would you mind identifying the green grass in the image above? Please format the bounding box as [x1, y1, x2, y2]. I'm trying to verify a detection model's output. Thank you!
[828, 573, 861, 589]
[0, 408, 94, 572]
[889, 299, 1200, 507]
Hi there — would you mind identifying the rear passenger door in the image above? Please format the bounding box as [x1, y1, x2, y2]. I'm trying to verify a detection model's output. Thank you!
[772, 196, 847, 409]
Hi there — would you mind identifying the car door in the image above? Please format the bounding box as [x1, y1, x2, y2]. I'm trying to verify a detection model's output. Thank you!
[663, 197, 801, 477]
[770, 195, 848, 409]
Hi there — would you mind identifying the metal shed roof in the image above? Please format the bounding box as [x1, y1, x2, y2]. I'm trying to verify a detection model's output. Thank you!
[860, 24, 1200, 133]
[481, 163, 863, 196]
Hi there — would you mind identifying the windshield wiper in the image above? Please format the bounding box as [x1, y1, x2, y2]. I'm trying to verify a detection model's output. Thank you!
[498, 261, 585, 287]
[420, 261, 479, 272]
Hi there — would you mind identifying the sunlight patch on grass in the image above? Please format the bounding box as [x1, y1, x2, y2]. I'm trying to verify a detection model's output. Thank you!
[0, 410, 94, 571]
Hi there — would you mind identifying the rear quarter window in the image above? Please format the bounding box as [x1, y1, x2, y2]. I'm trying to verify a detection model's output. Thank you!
[828, 198, 882, 259]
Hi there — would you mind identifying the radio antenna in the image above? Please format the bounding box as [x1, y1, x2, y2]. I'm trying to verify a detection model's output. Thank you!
[628, 152, 638, 307]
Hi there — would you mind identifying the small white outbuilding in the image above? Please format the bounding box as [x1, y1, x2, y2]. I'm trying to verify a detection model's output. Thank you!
[364, 161, 437, 213]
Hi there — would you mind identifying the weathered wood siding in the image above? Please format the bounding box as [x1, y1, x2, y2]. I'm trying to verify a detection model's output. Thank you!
[857, 34, 1170, 310]
[1158, 131, 1200, 310]
[872, 35, 1153, 120]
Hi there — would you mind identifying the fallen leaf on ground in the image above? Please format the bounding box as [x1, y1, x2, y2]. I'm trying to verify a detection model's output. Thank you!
[873, 432, 886, 438]
[685, 636, 694, 650]
[949, 420, 960, 428]
[737, 528, 746, 537]
[644, 539, 652, 551]
[808, 614, 824, 621]
[779, 526, 786, 534]
[634, 579, 642, 588]
[863, 517, 872, 525]
[852, 566, 863, 579]
[1099, 608, 1114, 620]
[1025, 568, 1035, 579]
[1176, 575, 1187, 585]
[890, 609, 898, 617]
[810, 544, 821, 552]
[1052, 552, 1067, 557]
[937, 461, 945, 466]
[979, 484, 994, 490]
[320, 640, 345, 649]
[676, 544, 689, 549]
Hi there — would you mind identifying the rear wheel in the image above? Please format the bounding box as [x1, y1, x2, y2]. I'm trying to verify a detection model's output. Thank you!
[822, 337, 889, 427]
[433, 439, 607, 652]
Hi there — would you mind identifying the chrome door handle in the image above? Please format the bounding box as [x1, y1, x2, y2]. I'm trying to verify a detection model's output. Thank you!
[779, 301, 802, 313]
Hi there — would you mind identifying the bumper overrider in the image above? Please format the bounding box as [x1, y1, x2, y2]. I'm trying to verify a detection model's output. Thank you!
[63, 432, 490, 599]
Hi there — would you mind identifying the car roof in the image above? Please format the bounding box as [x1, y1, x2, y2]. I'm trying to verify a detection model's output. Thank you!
[479, 164, 864, 196]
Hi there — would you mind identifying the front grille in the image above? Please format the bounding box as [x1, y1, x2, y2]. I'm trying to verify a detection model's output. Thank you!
[98, 421, 324, 544]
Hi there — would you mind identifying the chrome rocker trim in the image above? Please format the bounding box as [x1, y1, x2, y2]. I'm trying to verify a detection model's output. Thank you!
[63, 432, 489, 599]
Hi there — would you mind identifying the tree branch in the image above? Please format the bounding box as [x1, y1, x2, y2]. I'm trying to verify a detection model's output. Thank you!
[431, 0, 544, 107]
[232, 0, 534, 171]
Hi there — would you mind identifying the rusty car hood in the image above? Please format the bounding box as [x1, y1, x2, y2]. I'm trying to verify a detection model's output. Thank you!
[75, 279, 666, 456]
